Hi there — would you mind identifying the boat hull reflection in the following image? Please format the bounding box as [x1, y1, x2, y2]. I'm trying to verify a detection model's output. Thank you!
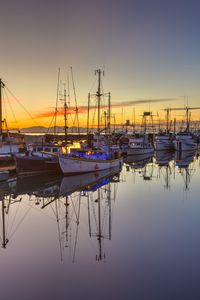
[175, 150, 196, 168]
[124, 153, 153, 169]
[15, 174, 62, 196]
[60, 167, 121, 196]
[155, 151, 174, 166]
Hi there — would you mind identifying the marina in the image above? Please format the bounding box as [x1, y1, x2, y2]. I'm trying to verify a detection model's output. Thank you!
[2, 0, 200, 298]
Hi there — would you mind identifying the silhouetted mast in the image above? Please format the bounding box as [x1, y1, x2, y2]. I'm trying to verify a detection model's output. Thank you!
[0, 79, 5, 135]
[54, 68, 60, 137]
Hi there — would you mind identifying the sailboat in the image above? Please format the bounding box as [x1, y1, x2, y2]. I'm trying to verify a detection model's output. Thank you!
[0, 79, 26, 163]
[58, 69, 122, 175]
[14, 74, 69, 176]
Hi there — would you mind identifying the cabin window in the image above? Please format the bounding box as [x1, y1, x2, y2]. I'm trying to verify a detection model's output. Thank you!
[44, 147, 51, 152]
[53, 148, 58, 153]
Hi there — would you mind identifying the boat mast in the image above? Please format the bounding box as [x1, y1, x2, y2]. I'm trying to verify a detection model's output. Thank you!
[87, 93, 90, 144]
[95, 69, 103, 136]
[97, 188, 103, 261]
[186, 107, 189, 133]
[166, 108, 170, 133]
[1, 198, 8, 248]
[63, 85, 68, 141]
[108, 92, 111, 135]
[54, 69, 60, 137]
[0, 79, 5, 135]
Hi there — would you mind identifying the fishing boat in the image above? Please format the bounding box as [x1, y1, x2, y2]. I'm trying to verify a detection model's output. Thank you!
[165, 106, 200, 152]
[14, 143, 62, 176]
[58, 69, 122, 175]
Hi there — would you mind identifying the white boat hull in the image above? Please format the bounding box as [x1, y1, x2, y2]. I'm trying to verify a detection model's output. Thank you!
[58, 155, 122, 175]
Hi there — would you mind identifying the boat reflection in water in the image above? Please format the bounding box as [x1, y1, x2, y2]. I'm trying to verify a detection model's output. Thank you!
[14, 174, 62, 199]
[175, 150, 196, 169]
[0, 167, 121, 264]
[124, 153, 153, 170]
[57, 167, 120, 262]
[155, 150, 174, 167]
[59, 167, 120, 196]
[175, 150, 196, 191]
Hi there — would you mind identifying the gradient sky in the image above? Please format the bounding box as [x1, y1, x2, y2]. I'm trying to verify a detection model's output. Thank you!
[1, 0, 200, 128]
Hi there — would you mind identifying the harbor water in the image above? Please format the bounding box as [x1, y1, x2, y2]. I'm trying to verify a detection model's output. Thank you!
[0, 151, 200, 299]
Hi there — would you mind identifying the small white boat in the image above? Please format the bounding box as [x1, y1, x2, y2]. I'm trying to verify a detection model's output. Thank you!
[126, 137, 154, 156]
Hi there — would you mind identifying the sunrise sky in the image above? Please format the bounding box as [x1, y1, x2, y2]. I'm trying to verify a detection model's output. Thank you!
[1, 0, 200, 129]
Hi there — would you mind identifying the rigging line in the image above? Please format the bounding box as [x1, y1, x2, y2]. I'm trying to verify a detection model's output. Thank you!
[46, 115, 55, 134]
[91, 99, 97, 129]
[89, 77, 98, 94]
[8, 202, 35, 240]
[69, 110, 74, 125]
[6, 196, 22, 239]
[67, 72, 71, 107]
[91, 193, 98, 232]
[70, 67, 80, 134]
[4, 86, 46, 132]
[4, 88, 19, 126]
[2, 90, 8, 126]
[72, 192, 81, 264]
[54, 68, 60, 136]
[71, 197, 80, 223]
[55, 199, 63, 262]
[64, 196, 78, 225]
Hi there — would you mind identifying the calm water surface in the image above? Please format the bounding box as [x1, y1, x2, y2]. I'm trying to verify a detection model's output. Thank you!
[0, 151, 200, 300]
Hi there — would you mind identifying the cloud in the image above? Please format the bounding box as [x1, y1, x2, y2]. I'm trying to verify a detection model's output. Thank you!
[35, 98, 175, 119]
